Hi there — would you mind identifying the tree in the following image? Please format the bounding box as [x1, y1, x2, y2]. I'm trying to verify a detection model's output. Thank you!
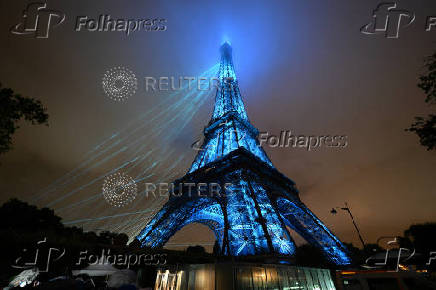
[407, 115, 436, 150]
[403, 223, 436, 253]
[212, 240, 220, 256]
[0, 199, 131, 284]
[0, 198, 62, 230]
[186, 245, 206, 255]
[399, 223, 436, 271]
[0, 83, 48, 155]
[294, 244, 334, 268]
[406, 53, 436, 150]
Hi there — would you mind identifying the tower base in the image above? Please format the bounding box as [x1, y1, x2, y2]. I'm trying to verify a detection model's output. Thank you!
[154, 262, 336, 290]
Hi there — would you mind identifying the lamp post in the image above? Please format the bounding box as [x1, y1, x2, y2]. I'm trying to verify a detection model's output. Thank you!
[331, 202, 366, 249]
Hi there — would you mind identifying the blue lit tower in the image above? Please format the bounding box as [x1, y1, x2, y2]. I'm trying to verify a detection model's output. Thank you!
[137, 43, 350, 265]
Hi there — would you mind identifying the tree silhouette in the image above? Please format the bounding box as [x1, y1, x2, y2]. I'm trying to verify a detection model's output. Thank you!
[0, 83, 48, 155]
[294, 244, 333, 268]
[212, 240, 220, 256]
[406, 53, 436, 150]
[0, 199, 129, 284]
[0, 198, 62, 230]
[186, 245, 206, 255]
[403, 223, 436, 254]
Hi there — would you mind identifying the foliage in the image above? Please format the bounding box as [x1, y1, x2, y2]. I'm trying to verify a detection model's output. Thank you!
[417, 53, 436, 104]
[407, 53, 436, 150]
[294, 244, 334, 268]
[186, 245, 206, 255]
[0, 199, 128, 284]
[407, 114, 436, 151]
[0, 83, 48, 155]
[403, 223, 436, 253]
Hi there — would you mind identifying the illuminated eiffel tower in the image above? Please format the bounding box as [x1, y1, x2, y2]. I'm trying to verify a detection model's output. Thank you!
[137, 43, 350, 265]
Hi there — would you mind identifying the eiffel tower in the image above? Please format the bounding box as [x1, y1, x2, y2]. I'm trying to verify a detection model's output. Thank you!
[137, 43, 350, 265]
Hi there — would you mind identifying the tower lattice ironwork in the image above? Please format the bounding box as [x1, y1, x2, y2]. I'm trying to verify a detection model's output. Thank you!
[137, 43, 350, 265]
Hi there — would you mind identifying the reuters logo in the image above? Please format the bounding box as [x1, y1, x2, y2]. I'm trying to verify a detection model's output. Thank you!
[102, 66, 137, 102]
[102, 172, 137, 207]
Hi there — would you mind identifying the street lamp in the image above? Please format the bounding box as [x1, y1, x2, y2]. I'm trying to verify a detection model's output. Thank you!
[331, 202, 366, 249]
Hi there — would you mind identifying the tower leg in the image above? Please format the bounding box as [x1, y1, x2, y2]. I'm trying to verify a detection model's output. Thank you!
[275, 197, 351, 265]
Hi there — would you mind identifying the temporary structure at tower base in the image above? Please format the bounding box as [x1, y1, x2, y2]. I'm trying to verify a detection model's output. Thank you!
[155, 262, 336, 290]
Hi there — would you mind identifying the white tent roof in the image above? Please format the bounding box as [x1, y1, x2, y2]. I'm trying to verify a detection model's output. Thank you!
[73, 263, 118, 277]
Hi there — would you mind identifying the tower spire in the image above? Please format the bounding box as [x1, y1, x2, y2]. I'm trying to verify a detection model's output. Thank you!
[212, 42, 247, 122]
[219, 42, 236, 81]
[189, 43, 273, 173]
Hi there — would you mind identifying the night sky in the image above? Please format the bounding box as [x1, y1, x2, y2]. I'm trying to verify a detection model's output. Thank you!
[0, 0, 435, 251]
